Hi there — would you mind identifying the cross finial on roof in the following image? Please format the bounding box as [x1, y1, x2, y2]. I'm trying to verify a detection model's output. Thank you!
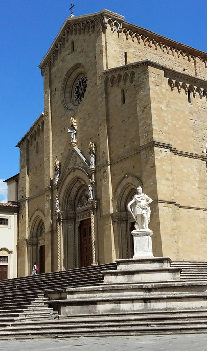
[69, 3, 75, 17]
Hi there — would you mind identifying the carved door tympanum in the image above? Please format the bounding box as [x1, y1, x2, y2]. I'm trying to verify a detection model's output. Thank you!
[80, 219, 92, 267]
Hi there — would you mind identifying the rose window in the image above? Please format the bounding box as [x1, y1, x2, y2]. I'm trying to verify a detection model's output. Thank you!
[63, 66, 88, 110]
[73, 75, 88, 105]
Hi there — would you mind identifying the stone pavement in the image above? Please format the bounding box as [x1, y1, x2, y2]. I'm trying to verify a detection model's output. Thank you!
[0, 334, 206, 351]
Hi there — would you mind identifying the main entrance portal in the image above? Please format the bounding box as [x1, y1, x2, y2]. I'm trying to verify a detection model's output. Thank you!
[80, 219, 92, 267]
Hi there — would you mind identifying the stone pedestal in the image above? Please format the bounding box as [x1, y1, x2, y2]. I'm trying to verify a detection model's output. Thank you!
[132, 229, 153, 258]
[103, 257, 181, 284]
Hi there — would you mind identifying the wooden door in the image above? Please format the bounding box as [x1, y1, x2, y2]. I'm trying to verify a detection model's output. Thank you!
[39, 245, 45, 273]
[0, 265, 8, 280]
[80, 219, 92, 267]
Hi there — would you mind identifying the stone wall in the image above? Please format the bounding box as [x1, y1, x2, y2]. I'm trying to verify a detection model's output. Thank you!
[16, 10, 207, 275]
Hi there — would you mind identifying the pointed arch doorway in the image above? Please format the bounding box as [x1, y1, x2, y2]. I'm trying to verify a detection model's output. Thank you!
[29, 216, 45, 274]
[61, 175, 97, 269]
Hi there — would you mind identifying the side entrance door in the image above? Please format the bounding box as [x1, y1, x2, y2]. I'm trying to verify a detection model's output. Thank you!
[80, 219, 92, 267]
[0, 265, 8, 280]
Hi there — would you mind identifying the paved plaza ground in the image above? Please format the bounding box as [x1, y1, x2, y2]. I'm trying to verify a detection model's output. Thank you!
[0, 333, 206, 351]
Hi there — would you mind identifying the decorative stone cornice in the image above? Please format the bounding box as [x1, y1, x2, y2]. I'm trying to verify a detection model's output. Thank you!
[0, 247, 13, 254]
[122, 21, 207, 66]
[167, 78, 206, 97]
[39, 9, 206, 71]
[104, 60, 206, 90]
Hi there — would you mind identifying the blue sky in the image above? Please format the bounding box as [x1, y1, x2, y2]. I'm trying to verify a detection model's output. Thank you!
[0, 0, 207, 202]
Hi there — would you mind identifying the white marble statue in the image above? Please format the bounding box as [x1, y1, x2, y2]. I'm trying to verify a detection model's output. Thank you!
[89, 141, 96, 169]
[127, 186, 152, 231]
[88, 184, 93, 200]
[54, 157, 60, 185]
[68, 117, 77, 144]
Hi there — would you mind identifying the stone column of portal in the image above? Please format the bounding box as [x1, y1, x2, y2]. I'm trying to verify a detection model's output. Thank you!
[89, 201, 98, 265]
[57, 217, 61, 271]
[56, 213, 64, 271]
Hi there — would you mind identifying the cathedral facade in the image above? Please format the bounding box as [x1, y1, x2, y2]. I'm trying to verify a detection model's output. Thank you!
[17, 10, 207, 276]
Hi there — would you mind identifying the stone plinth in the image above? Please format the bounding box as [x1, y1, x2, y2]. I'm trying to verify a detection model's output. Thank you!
[132, 229, 153, 258]
[116, 257, 172, 270]
[103, 257, 181, 284]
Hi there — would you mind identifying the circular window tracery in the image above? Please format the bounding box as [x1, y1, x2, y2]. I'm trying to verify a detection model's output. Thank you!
[63, 66, 88, 110]
[72, 74, 88, 105]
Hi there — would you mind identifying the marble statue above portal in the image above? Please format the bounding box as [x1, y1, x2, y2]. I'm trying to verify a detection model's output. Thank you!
[89, 141, 96, 169]
[54, 157, 61, 185]
[68, 117, 77, 146]
[127, 186, 152, 231]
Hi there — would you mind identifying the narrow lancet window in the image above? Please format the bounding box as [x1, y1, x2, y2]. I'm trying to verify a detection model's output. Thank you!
[71, 40, 75, 52]
[188, 89, 192, 103]
[124, 52, 127, 65]
[121, 89, 125, 104]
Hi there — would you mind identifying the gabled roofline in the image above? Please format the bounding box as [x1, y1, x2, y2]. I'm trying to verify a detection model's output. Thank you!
[16, 112, 44, 147]
[39, 9, 125, 69]
[38, 9, 206, 70]
[4, 174, 19, 183]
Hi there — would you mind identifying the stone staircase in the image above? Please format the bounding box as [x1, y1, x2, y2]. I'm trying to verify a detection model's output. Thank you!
[0, 260, 206, 339]
[0, 263, 116, 328]
[0, 309, 206, 339]
[171, 262, 207, 281]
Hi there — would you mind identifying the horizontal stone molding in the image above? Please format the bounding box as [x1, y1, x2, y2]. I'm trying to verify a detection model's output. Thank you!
[153, 141, 207, 160]
[168, 78, 206, 97]
[158, 199, 207, 212]
[18, 186, 51, 203]
[97, 140, 206, 169]
[104, 60, 207, 91]
[111, 212, 129, 222]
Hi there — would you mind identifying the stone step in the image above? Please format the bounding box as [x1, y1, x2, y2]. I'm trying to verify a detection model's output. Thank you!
[104, 268, 181, 284]
[3, 317, 207, 330]
[52, 290, 206, 316]
[12, 308, 208, 324]
[0, 321, 206, 339]
[62, 281, 206, 300]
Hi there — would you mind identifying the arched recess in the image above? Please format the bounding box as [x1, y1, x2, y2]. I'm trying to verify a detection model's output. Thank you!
[59, 168, 94, 269]
[112, 174, 142, 259]
[28, 210, 45, 274]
